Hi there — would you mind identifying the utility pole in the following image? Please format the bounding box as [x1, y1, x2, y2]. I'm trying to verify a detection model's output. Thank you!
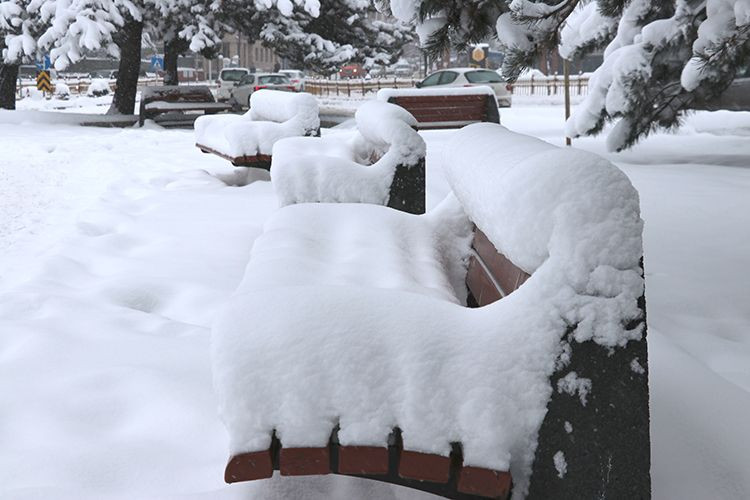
[564, 59, 571, 146]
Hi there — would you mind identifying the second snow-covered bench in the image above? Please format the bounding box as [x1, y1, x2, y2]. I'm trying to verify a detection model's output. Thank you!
[195, 90, 320, 169]
[212, 123, 651, 499]
[270, 100, 426, 214]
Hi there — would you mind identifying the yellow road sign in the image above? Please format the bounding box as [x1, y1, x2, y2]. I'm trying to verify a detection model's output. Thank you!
[471, 46, 486, 62]
[37, 71, 52, 92]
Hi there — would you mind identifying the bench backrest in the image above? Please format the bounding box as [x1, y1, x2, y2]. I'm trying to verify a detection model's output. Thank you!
[377, 87, 499, 129]
[141, 85, 215, 106]
[466, 227, 530, 306]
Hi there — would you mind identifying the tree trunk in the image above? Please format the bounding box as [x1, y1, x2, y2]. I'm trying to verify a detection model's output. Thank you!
[0, 63, 19, 110]
[163, 39, 180, 86]
[109, 18, 143, 115]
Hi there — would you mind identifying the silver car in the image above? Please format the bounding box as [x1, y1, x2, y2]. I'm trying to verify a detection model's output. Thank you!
[215, 67, 250, 102]
[279, 69, 306, 92]
[416, 68, 513, 107]
[230, 73, 295, 109]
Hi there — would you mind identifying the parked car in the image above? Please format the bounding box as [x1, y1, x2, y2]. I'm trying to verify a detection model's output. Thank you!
[279, 69, 306, 91]
[339, 64, 365, 79]
[216, 67, 251, 102]
[416, 68, 513, 107]
[230, 73, 295, 109]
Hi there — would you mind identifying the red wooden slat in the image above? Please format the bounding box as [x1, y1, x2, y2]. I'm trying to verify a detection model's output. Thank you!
[457, 466, 512, 498]
[398, 450, 451, 483]
[472, 229, 529, 296]
[466, 255, 503, 306]
[279, 447, 330, 476]
[338, 446, 389, 475]
[225, 449, 274, 483]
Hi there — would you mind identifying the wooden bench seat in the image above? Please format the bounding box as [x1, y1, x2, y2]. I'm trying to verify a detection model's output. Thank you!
[212, 123, 651, 500]
[378, 88, 500, 130]
[138, 85, 230, 127]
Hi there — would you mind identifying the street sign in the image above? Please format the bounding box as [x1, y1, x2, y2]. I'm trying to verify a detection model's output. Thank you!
[150, 56, 164, 70]
[36, 71, 52, 93]
[472, 46, 486, 62]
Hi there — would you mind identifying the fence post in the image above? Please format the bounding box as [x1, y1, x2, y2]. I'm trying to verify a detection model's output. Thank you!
[393, 77, 397, 89]
[361, 79, 365, 95]
[530, 74, 535, 95]
[347, 80, 351, 97]
[336, 80, 339, 96]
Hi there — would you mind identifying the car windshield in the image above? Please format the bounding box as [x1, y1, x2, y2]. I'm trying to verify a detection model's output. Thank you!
[221, 70, 247, 82]
[259, 75, 291, 85]
[465, 70, 503, 83]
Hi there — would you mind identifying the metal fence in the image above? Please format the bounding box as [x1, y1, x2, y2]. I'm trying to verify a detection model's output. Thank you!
[306, 74, 590, 98]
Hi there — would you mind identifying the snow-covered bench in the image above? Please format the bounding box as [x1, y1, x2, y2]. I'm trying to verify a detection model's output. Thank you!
[270, 100, 426, 214]
[138, 86, 231, 127]
[212, 123, 651, 499]
[195, 90, 320, 169]
[377, 87, 500, 130]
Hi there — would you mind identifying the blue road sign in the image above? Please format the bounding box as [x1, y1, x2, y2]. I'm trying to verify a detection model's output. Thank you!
[150, 56, 164, 70]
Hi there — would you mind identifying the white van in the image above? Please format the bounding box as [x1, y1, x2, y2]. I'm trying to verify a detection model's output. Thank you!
[216, 67, 250, 102]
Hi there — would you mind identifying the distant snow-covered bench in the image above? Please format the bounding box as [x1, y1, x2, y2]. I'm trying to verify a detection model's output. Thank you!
[139, 86, 232, 127]
[271, 100, 426, 214]
[377, 86, 500, 130]
[212, 124, 651, 499]
[195, 90, 320, 169]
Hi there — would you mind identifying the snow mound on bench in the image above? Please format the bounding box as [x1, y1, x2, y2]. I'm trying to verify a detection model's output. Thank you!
[212, 199, 561, 494]
[213, 127, 645, 497]
[194, 90, 319, 157]
[444, 123, 644, 347]
[271, 100, 425, 206]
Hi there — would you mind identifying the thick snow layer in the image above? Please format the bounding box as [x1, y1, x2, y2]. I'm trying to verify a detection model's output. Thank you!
[377, 85, 496, 101]
[214, 125, 644, 496]
[682, 0, 750, 91]
[1, 104, 750, 500]
[194, 90, 319, 157]
[271, 100, 424, 206]
[444, 123, 644, 347]
[212, 200, 564, 497]
[559, 2, 618, 60]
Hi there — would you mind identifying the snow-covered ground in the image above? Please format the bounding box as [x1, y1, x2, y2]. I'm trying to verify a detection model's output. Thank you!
[0, 102, 748, 499]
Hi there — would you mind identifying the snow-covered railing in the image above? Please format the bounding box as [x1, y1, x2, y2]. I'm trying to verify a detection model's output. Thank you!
[212, 122, 650, 499]
[305, 77, 420, 97]
[511, 74, 590, 97]
[16, 77, 165, 98]
[306, 74, 590, 98]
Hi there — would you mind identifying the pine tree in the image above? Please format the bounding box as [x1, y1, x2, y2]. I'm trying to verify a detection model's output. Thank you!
[384, 0, 750, 150]
[0, 0, 52, 109]
[257, 0, 413, 74]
